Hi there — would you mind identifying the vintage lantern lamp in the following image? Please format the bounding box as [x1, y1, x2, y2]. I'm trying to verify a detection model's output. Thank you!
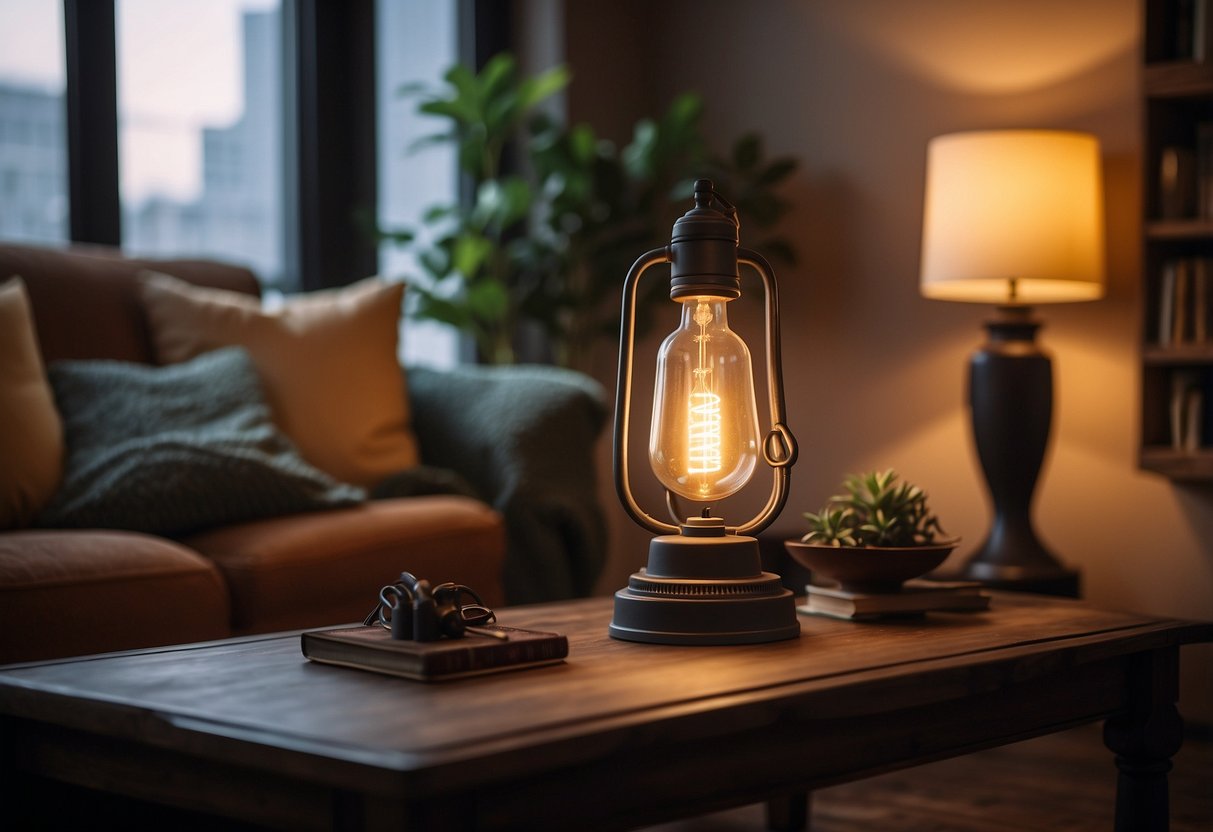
[609, 180, 800, 645]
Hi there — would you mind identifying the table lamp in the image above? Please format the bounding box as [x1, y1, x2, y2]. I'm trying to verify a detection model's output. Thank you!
[920, 130, 1105, 597]
[609, 180, 800, 644]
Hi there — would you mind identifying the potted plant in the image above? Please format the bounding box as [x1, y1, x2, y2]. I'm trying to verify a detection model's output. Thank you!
[380, 53, 798, 370]
[785, 469, 959, 593]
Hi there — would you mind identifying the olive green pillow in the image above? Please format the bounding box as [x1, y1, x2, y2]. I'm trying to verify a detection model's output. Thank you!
[37, 347, 364, 536]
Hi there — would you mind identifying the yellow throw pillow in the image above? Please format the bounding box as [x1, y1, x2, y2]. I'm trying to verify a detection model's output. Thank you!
[139, 272, 418, 488]
[0, 277, 64, 528]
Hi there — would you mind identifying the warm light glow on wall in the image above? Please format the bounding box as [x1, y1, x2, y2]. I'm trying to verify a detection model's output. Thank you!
[829, 0, 1134, 94]
[920, 130, 1105, 304]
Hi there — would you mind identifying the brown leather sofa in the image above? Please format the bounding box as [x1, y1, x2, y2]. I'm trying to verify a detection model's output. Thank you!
[0, 244, 607, 663]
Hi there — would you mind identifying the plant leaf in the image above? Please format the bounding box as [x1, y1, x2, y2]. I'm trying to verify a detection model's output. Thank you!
[516, 65, 571, 110]
[466, 277, 510, 321]
[477, 53, 517, 105]
[453, 233, 493, 277]
[732, 134, 761, 172]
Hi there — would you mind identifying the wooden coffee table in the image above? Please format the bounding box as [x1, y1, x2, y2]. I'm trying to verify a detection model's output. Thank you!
[1, 593, 1209, 831]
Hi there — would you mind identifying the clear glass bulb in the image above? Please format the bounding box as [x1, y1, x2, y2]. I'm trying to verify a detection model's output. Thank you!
[649, 296, 760, 502]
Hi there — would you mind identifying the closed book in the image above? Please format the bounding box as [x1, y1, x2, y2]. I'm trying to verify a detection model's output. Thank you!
[1196, 0, 1213, 61]
[1160, 146, 1196, 219]
[1199, 123, 1213, 220]
[799, 580, 990, 621]
[1185, 384, 1205, 452]
[1171, 369, 1202, 449]
[1195, 258, 1209, 343]
[302, 625, 568, 681]
[1159, 260, 1177, 346]
[1174, 258, 1191, 344]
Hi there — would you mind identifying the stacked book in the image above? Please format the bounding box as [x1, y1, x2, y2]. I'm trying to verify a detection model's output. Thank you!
[798, 580, 990, 621]
[302, 624, 568, 681]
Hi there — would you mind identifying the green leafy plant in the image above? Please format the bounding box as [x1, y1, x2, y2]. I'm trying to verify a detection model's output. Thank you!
[801, 470, 948, 548]
[383, 54, 570, 365]
[382, 54, 798, 368]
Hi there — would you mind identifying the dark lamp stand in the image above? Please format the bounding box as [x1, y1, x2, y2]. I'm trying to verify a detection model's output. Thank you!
[920, 131, 1104, 599]
[958, 305, 1080, 597]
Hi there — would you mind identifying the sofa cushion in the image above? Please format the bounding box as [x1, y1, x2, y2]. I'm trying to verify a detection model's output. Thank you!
[0, 242, 260, 364]
[0, 530, 231, 663]
[37, 347, 364, 537]
[139, 272, 419, 489]
[184, 496, 506, 634]
[0, 278, 64, 530]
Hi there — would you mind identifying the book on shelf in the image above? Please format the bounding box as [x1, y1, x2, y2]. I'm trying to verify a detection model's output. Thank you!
[1199, 122, 1213, 221]
[1157, 257, 1213, 346]
[797, 580, 991, 621]
[1175, 257, 1190, 344]
[1196, 258, 1208, 343]
[1157, 122, 1213, 223]
[301, 624, 569, 682]
[1196, 0, 1213, 61]
[1188, 385, 1205, 453]
[1160, 146, 1196, 220]
[1159, 260, 1176, 346]
[1170, 368, 1207, 451]
[1173, 0, 1213, 61]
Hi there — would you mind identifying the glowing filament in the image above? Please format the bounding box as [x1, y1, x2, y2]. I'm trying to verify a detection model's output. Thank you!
[687, 302, 721, 491]
[688, 389, 721, 473]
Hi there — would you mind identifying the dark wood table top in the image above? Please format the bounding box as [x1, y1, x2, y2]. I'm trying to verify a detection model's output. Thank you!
[1, 593, 1210, 828]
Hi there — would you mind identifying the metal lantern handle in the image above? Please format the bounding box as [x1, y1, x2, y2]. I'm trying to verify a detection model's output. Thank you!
[613, 247, 798, 538]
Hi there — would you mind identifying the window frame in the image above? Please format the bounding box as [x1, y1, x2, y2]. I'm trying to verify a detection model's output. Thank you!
[64, 0, 120, 245]
[55, 0, 509, 293]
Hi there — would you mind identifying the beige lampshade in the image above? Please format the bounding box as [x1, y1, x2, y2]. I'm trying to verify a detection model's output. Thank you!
[920, 130, 1105, 304]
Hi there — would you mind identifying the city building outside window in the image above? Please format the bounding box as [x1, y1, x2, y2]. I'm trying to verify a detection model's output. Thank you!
[0, 0, 68, 245]
[1, 0, 460, 367]
[116, 0, 286, 289]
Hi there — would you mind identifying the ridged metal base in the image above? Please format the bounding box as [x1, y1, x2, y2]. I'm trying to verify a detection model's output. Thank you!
[608, 529, 800, 645]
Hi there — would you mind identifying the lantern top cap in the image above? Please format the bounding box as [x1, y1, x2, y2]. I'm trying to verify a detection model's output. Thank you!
[669, 181, 743, 299]
[671, 179, 739, 245]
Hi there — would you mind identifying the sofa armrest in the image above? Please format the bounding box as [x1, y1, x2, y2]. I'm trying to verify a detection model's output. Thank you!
[406, 364, 609, 604]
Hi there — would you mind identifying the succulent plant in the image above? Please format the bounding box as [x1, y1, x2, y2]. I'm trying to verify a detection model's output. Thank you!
[801, 469, 947, 548]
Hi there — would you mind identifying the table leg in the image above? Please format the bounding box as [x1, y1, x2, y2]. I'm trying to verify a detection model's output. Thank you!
[765, 791, 810, 831]
[1102, 648, 1185, 832]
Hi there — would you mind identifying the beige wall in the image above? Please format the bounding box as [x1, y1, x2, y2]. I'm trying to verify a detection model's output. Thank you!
[560, 0, 1212, 723]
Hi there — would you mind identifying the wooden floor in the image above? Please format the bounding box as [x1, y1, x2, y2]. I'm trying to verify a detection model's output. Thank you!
[646, 724, 1213, 832]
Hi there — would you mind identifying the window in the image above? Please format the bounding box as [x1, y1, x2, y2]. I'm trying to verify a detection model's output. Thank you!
[116, 0, 286, 288]
[0, 0, 68, 244]
[376, 0, 459, 368]
[2, 0, 469, 339]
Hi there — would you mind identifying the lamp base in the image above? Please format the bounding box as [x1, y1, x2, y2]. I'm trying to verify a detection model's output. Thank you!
[953, 561, 1080, 598]
[949, 534, 1081, 597]
[609, 523, 800, 645]
[957, 306, 1081, 599]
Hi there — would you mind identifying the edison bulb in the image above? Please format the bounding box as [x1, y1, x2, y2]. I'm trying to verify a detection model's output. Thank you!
[649, 296, 760, 502]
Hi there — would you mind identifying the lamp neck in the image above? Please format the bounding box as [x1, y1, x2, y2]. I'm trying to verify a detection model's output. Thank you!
[985, 305, 1042, 344]
[676, 296, 732, 325]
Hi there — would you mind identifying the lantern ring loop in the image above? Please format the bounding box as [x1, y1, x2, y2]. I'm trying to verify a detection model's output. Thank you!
[763, 423, 798, 469]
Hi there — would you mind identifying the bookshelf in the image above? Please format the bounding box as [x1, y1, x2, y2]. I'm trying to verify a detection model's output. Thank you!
[1140, 0, 1213, 480]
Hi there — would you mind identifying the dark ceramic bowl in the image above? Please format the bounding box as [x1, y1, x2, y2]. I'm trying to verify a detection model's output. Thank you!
[784, 539, 959, 594]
